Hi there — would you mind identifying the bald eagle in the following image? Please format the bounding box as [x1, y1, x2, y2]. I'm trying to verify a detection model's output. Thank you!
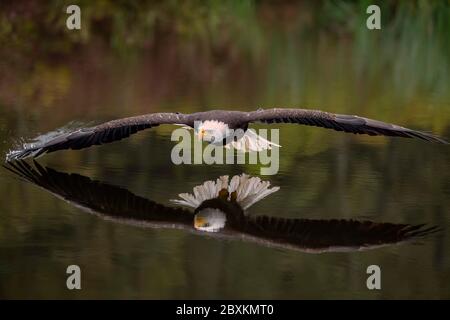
[4, 161, 439, 253]
[6, 108, 447, 160]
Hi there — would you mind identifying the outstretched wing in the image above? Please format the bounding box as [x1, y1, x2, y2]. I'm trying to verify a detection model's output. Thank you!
[4, 161, 194, 228]
[7, 112, 191, 160]
[238, 216, 438, 253]
[246, 108, 447, 144]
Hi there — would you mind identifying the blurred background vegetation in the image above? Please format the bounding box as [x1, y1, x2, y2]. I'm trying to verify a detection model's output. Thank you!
[1, 0, 449, 119]
[2, 1, 450, 57]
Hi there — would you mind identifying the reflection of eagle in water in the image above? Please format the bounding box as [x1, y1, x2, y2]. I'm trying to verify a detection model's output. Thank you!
[6, 108, 447, 160]
[4, 161, 438, 253]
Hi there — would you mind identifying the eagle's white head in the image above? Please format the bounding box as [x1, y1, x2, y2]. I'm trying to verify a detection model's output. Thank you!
[196, 120, 229, 144]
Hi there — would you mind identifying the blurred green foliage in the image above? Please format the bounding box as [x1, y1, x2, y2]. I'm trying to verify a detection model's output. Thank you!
[1, 0, 449, 57]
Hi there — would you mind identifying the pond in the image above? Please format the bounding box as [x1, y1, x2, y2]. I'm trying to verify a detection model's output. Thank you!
[0, 1, 449, 299]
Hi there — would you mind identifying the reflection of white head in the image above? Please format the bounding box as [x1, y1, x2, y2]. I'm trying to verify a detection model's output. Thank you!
[171, 174, 280, 210]
[196, 120, 229, 143]
[194, 208, 227, 232]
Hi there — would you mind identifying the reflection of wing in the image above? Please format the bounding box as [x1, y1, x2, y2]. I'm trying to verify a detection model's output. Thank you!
[235, 216, 438, 253]
[4, 161, 194, 230]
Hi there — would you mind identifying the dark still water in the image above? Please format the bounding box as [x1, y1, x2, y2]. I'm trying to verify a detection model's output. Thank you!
[0, 2, 449, 299]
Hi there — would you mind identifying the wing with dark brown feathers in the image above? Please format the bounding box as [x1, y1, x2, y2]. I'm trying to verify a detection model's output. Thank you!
[6, 112, 190, 160]
[246, 108, 448, 144]
[3, 161, 194, 227]
[241, 216, 438, 252]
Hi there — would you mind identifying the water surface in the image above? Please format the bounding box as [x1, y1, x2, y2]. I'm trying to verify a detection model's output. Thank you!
[0, 2, 449, 299]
